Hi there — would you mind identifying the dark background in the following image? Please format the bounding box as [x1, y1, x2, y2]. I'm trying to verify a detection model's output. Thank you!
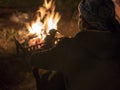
[0, 0, 120, 90]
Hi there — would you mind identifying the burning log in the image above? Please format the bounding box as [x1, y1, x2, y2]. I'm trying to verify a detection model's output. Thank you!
[14, 29, 61, 55]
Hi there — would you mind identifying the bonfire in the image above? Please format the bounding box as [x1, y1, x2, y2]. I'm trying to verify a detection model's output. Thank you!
[14, 0, 63, 54]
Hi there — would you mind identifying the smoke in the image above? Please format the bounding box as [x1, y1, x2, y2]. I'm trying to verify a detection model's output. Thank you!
[10, 12, 30, 24]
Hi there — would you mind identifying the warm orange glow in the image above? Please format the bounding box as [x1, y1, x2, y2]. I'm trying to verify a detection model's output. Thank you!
[25, 0, 61, 46]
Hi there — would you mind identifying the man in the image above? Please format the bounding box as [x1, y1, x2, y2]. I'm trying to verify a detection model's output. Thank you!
[31, 0, 120, 90]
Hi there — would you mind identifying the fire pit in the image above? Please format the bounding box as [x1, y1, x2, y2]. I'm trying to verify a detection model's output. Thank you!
[14, 0, 63, 55]
[14, 29, 61, 55]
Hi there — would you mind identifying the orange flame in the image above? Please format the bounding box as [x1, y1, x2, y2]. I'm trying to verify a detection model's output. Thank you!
[26, 0, 61, 46]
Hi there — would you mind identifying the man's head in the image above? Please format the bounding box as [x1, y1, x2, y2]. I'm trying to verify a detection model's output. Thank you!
[79, 0, 120, 32]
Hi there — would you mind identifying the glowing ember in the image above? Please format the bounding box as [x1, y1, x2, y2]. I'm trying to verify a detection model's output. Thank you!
[25, 0, 61, 47]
